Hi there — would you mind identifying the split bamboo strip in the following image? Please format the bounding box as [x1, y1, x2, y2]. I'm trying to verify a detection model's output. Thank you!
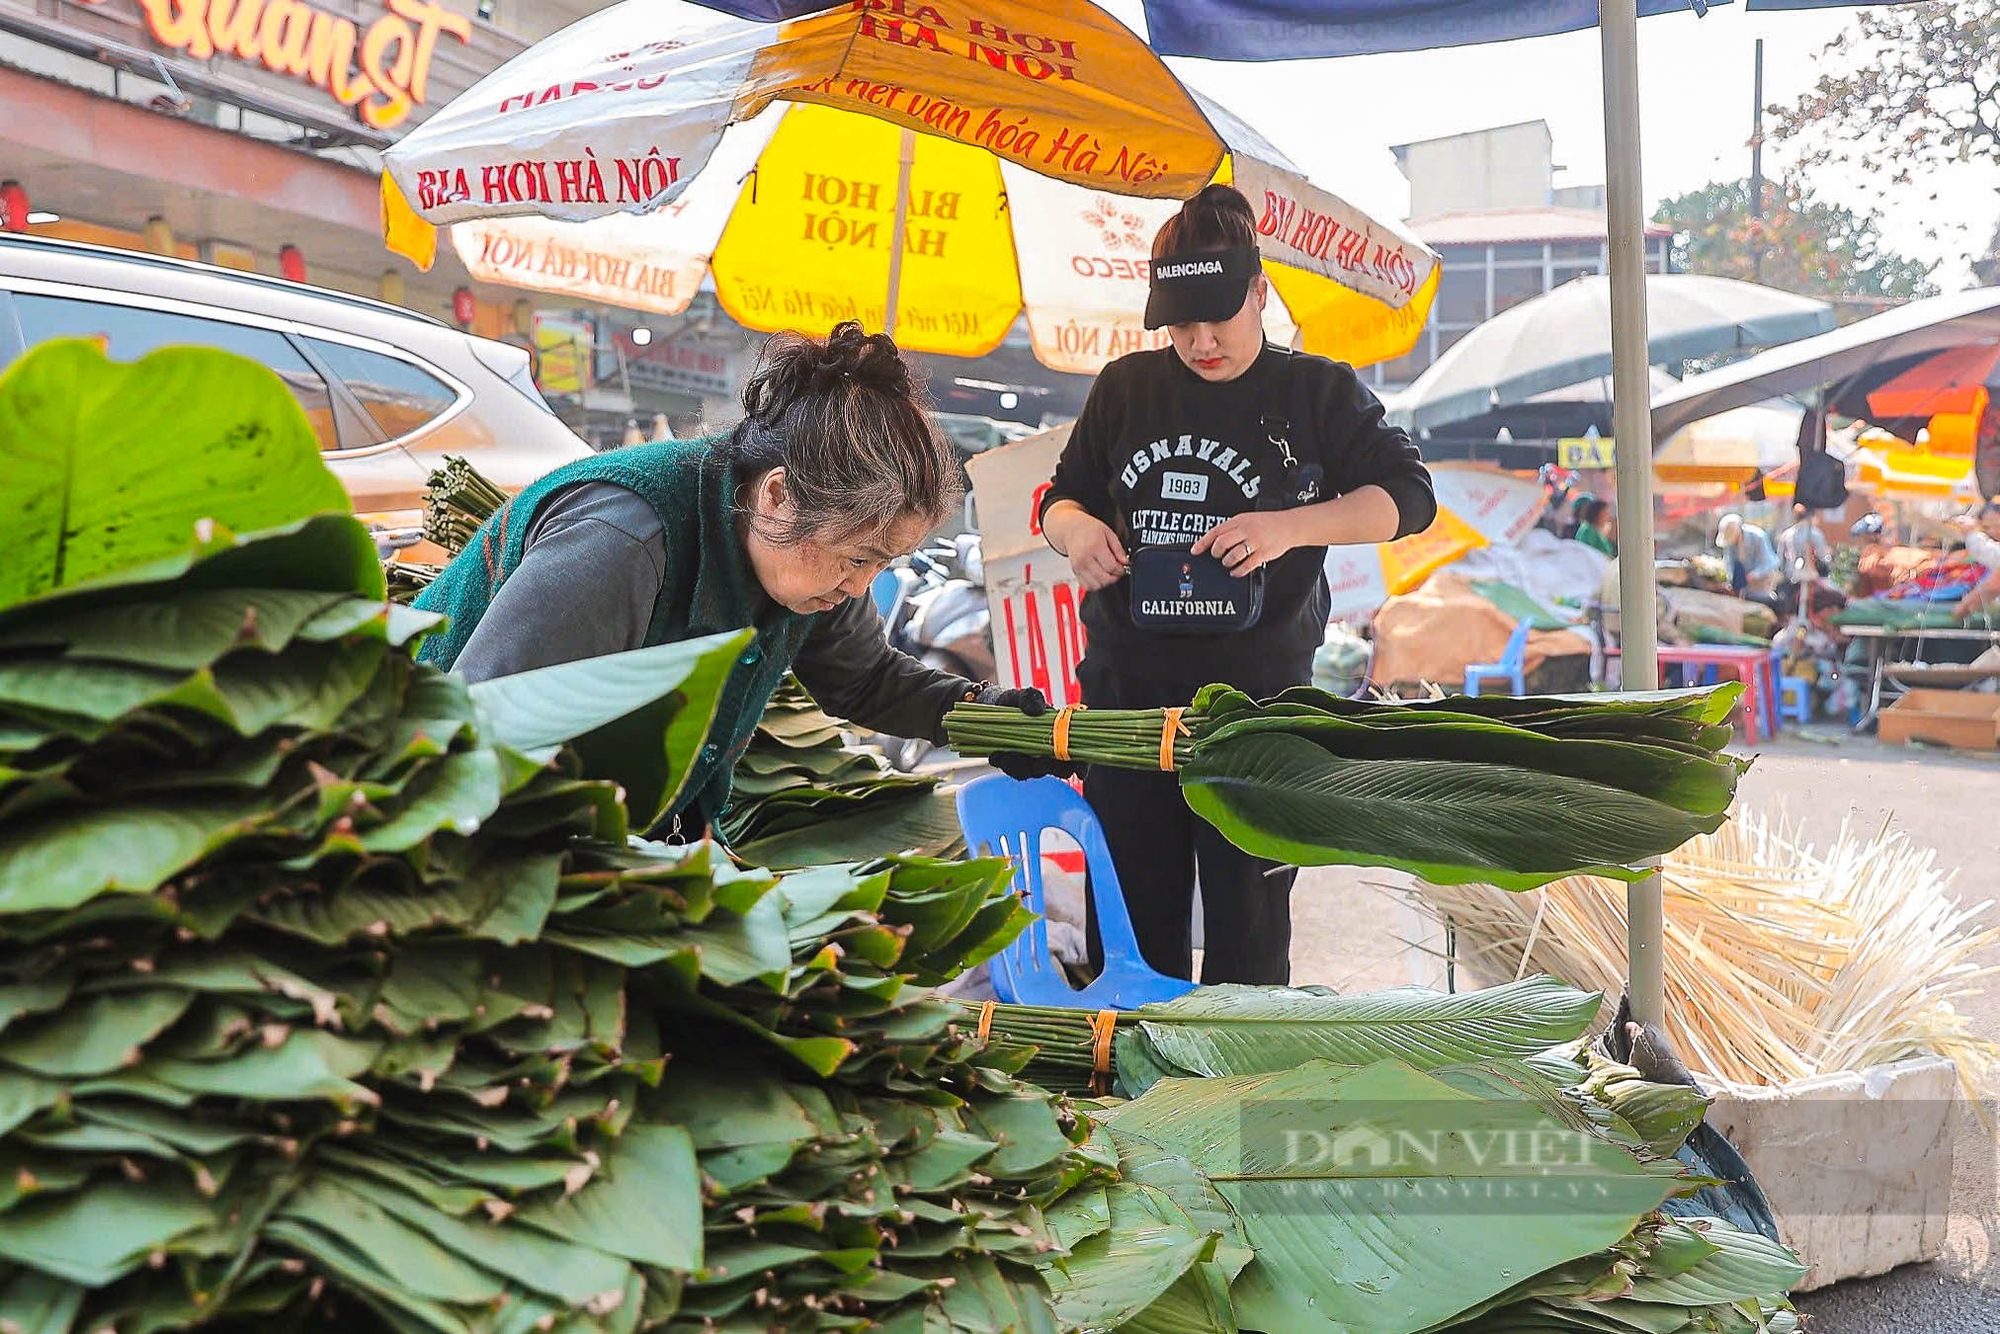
[1415, 808, 1999, 1097]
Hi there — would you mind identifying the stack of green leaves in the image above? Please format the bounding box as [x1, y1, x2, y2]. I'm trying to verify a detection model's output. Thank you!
[1832, 595, 2000, 632]
[0, 340, 1096, 1334]
[947, 684, 1751, 889]
[1007, 982, 1804, 1334]
[964, 976, 1609, 1099]
[721, 678, 967, 868]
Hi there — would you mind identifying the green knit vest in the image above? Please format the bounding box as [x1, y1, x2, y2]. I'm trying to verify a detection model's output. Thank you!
[414, 438, 814, 824]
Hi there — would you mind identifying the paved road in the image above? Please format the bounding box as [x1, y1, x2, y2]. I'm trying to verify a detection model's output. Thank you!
[1288, 731, 2000, 1324]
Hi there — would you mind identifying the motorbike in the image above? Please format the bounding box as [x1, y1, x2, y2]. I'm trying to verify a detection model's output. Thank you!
[874, 532, 993, 772]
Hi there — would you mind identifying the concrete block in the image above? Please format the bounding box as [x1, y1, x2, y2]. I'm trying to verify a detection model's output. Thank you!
[1703, 1056, 1958, 1292]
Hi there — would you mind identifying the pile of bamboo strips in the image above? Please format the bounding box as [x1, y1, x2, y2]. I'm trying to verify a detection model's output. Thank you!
[422, 455, 508, 555]
[1415, 809, 1998, 1096]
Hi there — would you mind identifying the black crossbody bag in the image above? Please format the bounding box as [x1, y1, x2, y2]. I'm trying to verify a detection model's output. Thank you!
[1128, 351, 1325, 635]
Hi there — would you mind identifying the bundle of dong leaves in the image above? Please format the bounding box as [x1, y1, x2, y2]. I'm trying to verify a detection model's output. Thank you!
[0, 341, 1073, 1332]
[719, 679, 968, 869]
[947, 684, 1750, 890]
[968, 979, 1805, 1334]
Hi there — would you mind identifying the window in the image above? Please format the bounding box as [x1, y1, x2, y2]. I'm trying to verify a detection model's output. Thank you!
[1491, 243, 1544, 263]
[304, 338, 458, 440]
[1493, 266, 1546, 314]
[1552, 263, 1599, 289]
[1551, 240, 1604, 262]
[11, 293, 339, 451]
[1437, 268, 1487, 323]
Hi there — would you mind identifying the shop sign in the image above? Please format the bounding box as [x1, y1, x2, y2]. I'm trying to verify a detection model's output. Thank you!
[135, 0, 472, 131]
[621, 334, 736, 399]
[1558, 436, 1615, 470]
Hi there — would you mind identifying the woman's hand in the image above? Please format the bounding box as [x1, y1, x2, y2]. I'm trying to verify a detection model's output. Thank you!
[1192, 511, 1302, 578]
[1045, 503, 1129, 591]
[971, 685, 1079, 780]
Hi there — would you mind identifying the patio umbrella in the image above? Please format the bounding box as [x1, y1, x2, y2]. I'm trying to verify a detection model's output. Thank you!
[440, 89, 1409, 375]
[1399, 365, 1683, 443]
[1322, 463, 1548, 622]
[1653, 399, 1805, 485]
[1653, 290, 2000, 503]
[1653, 290, 2000, 439]
[379, 0, 1439, 371]
[1393, 275, 1835, 434]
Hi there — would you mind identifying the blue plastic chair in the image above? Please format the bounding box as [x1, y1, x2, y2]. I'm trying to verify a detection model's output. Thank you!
[1464, 619, 1533, 697]
[955, 775, 1197, 1009]
[1778, 677, 1812, 725]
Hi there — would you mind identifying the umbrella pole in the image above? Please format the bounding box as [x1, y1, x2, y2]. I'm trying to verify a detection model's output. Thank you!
[883, 127, 917, 339]
[1600, 0, 1666, 1028]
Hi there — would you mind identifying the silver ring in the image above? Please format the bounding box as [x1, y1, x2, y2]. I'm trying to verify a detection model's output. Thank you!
[1239, 542, 1254, 557]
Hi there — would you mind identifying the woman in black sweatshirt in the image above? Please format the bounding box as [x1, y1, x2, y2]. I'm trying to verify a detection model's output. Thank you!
[1038, 184, 1437, 986]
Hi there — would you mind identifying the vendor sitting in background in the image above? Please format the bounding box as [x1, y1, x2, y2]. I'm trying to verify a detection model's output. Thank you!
[1717, 513, 1780, 601]
[1573, 497, 1617, 556]
[1949, 499, 2000, 618]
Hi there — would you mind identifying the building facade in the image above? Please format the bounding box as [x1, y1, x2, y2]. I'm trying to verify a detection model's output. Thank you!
[1378, 122, 1678, 387]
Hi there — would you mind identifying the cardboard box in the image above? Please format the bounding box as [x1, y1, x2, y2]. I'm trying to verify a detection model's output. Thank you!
[1877, 687, 2000, 750]
[966, 425, 1089, 708]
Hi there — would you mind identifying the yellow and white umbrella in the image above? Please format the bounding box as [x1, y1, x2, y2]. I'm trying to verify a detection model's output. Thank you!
[1652, 400, 1803, 487]
[1853, 443, 1980, 502]
[381, 0, 1438, 371]
[1322, 465, 1548, 623]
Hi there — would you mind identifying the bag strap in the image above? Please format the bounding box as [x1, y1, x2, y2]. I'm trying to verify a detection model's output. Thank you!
[1257, 344, 1306, 457]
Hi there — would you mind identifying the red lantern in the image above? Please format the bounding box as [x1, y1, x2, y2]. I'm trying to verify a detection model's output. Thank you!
[278, 244, 307, 283]
[451, 287, 476, 327]
[0, 182, 28, 233]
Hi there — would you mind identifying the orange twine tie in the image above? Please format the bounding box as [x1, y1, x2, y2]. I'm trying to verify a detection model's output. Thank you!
[1052, 706, 1079, 763]
[1159, 707, 1188, 771]
[976, 1000, 997, 1044]
[1089, 1008, 1119, 1095]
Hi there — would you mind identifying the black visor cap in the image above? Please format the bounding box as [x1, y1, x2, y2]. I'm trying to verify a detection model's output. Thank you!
[1143, 245, 1261, 330]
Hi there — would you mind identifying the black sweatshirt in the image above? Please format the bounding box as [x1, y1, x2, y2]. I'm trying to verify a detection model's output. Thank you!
[1040, 344, 1436, 682]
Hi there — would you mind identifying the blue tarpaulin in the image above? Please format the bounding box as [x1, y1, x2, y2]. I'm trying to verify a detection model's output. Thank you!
[1140, 0, 1715, 59]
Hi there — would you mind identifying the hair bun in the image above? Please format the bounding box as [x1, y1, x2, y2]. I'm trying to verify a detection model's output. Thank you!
[814, 320, 913, 397]
[741, 320, 919, 425]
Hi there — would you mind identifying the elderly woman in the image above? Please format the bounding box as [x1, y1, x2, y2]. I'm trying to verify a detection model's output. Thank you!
[417, 320, 1059, 837]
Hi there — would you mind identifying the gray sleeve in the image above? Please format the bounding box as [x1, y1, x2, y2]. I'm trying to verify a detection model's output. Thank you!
[453, 481, 667, 684]
[792, 595, 978, 744]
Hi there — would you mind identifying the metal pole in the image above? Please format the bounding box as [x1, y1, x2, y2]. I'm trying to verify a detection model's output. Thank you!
[1600, 0, 1665, 1028]
[883, 128, 917, 339]
[1750, 38, 1765, 284]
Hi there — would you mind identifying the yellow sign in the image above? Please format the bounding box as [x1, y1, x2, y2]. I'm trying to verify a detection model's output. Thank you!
[531, 315, 592, 397]
[1558, 437, 1615, 470]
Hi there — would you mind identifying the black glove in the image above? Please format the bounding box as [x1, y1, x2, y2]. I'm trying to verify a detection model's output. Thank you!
[973, 686, 1079, 781]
